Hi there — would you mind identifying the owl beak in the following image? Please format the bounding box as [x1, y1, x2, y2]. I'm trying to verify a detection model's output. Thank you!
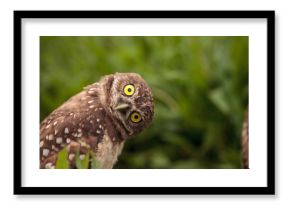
[114, 103, 130, 111]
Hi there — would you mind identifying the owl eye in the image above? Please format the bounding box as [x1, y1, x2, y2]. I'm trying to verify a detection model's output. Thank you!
[123, 84, 135, 96]
[130, 112, 142, 123]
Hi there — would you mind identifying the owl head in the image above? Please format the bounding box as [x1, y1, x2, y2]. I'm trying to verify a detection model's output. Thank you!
[101, 72, 154, 138]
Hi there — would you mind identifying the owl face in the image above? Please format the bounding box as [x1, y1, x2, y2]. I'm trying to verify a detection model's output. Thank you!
[105, 73, 154, 137]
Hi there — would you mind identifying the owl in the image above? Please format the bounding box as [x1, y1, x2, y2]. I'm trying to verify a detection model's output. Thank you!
[241, 110, 249, 169]
[40, 72, 154, 169]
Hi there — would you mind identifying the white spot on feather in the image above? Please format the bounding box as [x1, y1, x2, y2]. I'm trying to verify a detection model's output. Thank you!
[88, 100, 94, 104]
[40, 141, 44, 148]
[69, 154, 75, 161]
[64, 128, 69, 134]
[48, 134, 54, 140]
[80, 141, 88, 148]
[43, 149, 50, 157]
[45, 162, 53, 169]
[79, 154, 85, 160]
[66, 138, 71, 144]
[56, 137, 62, 144]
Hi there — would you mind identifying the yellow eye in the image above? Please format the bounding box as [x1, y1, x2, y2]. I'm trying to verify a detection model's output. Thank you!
[123, 84, 135, 96]
[130, 112, 142, 123]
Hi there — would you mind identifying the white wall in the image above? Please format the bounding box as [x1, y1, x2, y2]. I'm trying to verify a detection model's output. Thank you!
[0, 0, 287, 204]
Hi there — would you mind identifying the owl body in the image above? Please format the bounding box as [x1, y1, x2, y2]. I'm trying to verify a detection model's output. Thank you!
[40, 73, 154, 169]
[241, 110, 249, 169]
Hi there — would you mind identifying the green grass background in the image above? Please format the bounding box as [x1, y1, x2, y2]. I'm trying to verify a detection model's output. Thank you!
[40, 36, 248, 169]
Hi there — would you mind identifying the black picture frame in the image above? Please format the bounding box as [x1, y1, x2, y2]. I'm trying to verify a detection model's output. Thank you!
[14, 10, 275, 195]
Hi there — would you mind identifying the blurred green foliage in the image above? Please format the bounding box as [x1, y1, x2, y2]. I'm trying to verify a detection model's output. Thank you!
[40, 36, 248, 169]
[55, 148, 100, 169]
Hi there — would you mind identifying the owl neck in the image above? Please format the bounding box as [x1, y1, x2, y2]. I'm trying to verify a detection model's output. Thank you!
[104, 111, 129, 142]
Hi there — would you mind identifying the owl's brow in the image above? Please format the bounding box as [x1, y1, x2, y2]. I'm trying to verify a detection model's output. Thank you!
[104, 75, 115, 92]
